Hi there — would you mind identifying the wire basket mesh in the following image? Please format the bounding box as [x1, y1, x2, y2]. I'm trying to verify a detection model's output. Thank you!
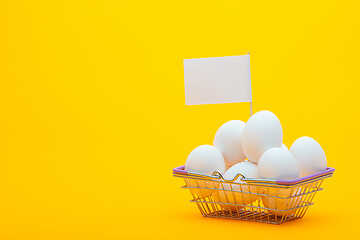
[173, 165, 334, 224]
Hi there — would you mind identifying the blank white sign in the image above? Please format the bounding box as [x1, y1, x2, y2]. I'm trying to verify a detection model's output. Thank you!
[184, 55, 252, 105]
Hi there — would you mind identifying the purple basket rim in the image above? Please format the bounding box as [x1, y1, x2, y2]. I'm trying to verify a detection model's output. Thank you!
[173, 165, 335, 185]
[276, 167, 335, 185]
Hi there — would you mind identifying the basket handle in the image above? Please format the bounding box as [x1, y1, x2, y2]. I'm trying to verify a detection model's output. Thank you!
[173, 166, 243, 182]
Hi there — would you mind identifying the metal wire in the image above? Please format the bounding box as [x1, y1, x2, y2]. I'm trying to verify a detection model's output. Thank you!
[174, 171, 333, 224]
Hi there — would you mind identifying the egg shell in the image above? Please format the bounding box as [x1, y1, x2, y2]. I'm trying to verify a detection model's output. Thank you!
[185, 145, 225, 175]
[290, 137, 327, 178]
[185, 145, 225, 197]
[185, 178, 220, 198]
[212, 161, 259, 211]
[213, 120, 246, 169]
[241, 110, 283, 163]
[281, 143, 288, 150]
[262, 187, 303, 216]
[258, 147, 299, 180]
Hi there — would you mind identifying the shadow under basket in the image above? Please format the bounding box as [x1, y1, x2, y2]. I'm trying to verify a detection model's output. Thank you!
[173, 166, 335, 225]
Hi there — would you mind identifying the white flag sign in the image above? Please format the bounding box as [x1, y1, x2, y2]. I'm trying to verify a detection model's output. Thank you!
[184, 55, 252, 105]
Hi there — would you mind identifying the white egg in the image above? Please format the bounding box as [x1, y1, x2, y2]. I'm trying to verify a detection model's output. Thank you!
[258, 148, 299, 180]
[213, 120, 246, 170]
[258, 148, 301, 216]
[185, 145, 225, 197]
[241, 110, 283, 163]
[213, 161, 259, 211]
[290, 136, 327, 178]
[281, 143, 288, 150]
[185, 145, 225, 175]
[262, 187, 303, 216]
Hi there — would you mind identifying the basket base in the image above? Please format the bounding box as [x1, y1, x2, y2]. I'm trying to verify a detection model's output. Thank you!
[201, 209, 303, 225]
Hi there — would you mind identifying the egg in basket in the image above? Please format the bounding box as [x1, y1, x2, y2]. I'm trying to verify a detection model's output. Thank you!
[173, 110, 334, 225]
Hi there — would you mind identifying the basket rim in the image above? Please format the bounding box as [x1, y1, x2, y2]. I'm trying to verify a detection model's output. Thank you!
[173, 165, 335, 186]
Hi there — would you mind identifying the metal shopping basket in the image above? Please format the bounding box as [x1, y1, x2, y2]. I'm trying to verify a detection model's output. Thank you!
[173, 165, 335, 224]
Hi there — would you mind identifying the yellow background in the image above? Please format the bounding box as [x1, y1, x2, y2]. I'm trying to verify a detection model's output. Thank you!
[0, 0, 359, 239]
